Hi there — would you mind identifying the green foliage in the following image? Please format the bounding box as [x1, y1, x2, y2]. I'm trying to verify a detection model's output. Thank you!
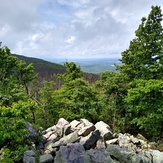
[58, 62, 83, 82]
[16, 60, 37, 87]
[95, 71, 128, 132]
[125, 79, 163, 137]
[0, 45, 38, 162]
[0, 47, 17, 82]
[37, 81, 57, 128]
[53, 63, 100, 122]
[0, 46, 36, 105]
[116, 6, 163, 137]
[117, 6, 163, 80]
[0, 101, 30, 162]
[0, 100, 39, 162]
[54, 78, 100, 122]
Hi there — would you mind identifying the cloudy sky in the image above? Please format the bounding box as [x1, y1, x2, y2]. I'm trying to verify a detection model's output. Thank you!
[0, 0, 163, 59]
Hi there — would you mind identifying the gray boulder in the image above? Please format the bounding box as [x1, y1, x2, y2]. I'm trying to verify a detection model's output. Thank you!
[43, 131, 54, 140]
[86, 148, 114, 163]
[95, 121, 113, 140]
[150, 150, 163, 163]
[63, 124, 72, 136]
[107, 144, 151, 163]
[47, 133, 57, 142]
[141, 150, 163, 163]
[78, 124, 95, 137]
[23, 150, 36, 163]
[52, 131, 79, 148]
[54, 143, 87, 163]
[39, 154, 53, 163]
[80, 130, 101, 150]
[56, 118, 69, 137]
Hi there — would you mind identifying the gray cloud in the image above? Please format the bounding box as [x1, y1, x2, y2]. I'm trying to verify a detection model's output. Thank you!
[0, 0, 163, 59]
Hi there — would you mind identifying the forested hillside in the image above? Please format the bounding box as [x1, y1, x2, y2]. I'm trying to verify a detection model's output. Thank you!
[0, 5, 163, 162]
[12, 54, 66, 80]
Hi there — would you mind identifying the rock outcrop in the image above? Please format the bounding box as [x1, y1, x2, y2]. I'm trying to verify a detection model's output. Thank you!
[23, 118, 163, 163]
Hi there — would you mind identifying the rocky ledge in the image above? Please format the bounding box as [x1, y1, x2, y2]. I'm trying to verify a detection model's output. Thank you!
[24, 118, 163, 163]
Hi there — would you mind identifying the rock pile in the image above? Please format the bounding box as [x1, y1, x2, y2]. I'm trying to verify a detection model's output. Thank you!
[24, 118, 163, 163]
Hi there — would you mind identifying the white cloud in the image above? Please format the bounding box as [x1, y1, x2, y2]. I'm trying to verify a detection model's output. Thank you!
[65, 36, 76, 44]
[0, 0, 163, 59]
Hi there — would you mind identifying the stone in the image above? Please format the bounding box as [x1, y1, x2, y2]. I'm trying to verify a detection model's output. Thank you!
[75, 123, 85, 130]
[148, 150, 163, 163]
[43, 131, 54, 140]
[54, 143, 87, 163]
[136, 133, 148, 142]
[47, 133, 57, 142]
[51, 125, 56, 131]
[70, 120, 80, 130]
[56, 118, 69, 137]
[80, 119, 92, 126]
[118, 133, 130, 148]
[80, 130, 101, 150]
[24, 119, 163, 163]
[23, 150, 36, 163]
[45, 127, 52, 133]
[106, 138, 118, 146]
[44, 142, 55, 154]
[25, 122, 39, 143]
[95, 121, 113, 140]
[107, 144, 151, 163]
[52, 131, 79, 148]
[96, 139, 106, 149]
[37, 142, 44, 154]
[130, 135, 140, 144]
[86, 148, 114, 163]
[78, 124, 95, 137]
[63, 124, 72, 136]
[39, 154, 53, 163]
[148, 142, 157, 149]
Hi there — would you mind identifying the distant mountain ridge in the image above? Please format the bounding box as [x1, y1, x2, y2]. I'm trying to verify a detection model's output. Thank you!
[12, 54, 66, 80]
[11, 54, 120, 83]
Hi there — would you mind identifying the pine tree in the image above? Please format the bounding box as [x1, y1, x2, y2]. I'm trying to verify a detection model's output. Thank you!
[116, 6, 163, 137]
[117, 6, 163, 80]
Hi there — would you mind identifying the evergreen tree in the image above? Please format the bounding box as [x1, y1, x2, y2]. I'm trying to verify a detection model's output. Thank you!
[54, 62, 100, 122]
[117, 6, 163, 137]
[95, 71, 128, 132]
[58, 62, 83, 83]
[0, 45, 38, 162]
[117, 6, 163, 80]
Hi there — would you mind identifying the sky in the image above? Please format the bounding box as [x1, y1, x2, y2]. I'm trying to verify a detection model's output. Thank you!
[0, 0, 163, 60]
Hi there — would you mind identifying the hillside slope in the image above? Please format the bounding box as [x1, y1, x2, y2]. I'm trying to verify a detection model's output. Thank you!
[12, 54, 100, 83]
[12, 54, 66, 80]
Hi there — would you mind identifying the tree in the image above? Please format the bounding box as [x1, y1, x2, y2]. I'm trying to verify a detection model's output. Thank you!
[54, 62, 100, 122]
[37, 81, 57, 128]
[95, 71, 128, 132]
[0, 45, 36, 105]
[0, 45, 38, 162]
[0, 46, 17, 82]
[54, 78, 100, 122]
[116, 6, 163, 137]
[0, 100, 39, 162]
[125, 79, 163, 137]
[117, 6, 163, 80]
[58, 62, 83, 83]
[15, 60, 37, 95]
